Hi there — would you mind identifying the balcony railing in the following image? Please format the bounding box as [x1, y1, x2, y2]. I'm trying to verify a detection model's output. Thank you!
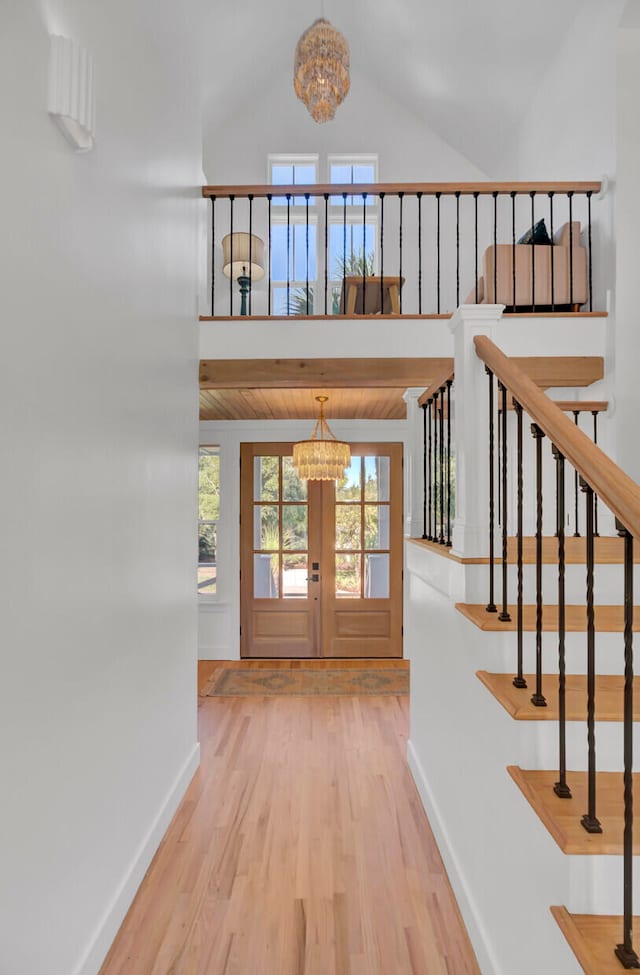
[201, 180, 603, 320]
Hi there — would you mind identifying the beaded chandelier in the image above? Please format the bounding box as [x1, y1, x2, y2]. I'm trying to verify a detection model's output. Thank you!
[293, 397, 350, 480]
[293, 19, 350, 124]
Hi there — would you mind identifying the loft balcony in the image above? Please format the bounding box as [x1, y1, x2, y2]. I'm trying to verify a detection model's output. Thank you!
[200, 179, 605, 323]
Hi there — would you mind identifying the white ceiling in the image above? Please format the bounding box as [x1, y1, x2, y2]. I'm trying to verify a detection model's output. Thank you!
[202, 0, 594, 174]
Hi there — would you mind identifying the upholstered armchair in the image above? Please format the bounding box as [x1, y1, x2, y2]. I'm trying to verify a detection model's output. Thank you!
[466, 221, 588, 310]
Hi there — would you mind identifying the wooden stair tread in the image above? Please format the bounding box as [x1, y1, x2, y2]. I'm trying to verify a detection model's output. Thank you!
[410, 536, 639, 565]
[477, 672, 640, 722]
[456, 603, 640, 632]
[551, 906, 640, 975]
[508, 767, 640, 855]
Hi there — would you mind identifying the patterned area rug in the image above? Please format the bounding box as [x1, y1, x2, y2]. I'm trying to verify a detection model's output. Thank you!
[205, 667, 409, 697]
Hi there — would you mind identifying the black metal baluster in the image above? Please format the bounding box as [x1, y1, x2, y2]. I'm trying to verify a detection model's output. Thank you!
[267, 194, 272, 316]
[513, 402, 527, 688]
[455, 190, 461, 308]
[380, 193, 385, 315]
[486, 367, 497, 613]
[615, 527, 640, 968]
[428, 399, 433, 541]
[568, 191, 575, 309]
[342, 193, 347, 314]
[531, 423, 547, 706]
[210, 195, 216, 316]
[587, 191, 593, 313]
[305, 193, 310, 315]
[399, 191, 404, 314]
[499, 382, 511, 621]
[422, 404, 428, 540]
[439, 386, 445, 544]
[573, 411, 581, 536]
[248, 195, 254, 316]
[493, 191, 498, 303]
[474, 192, 479, 304]
[511, 191, 517, 312]
[286, 192, 291, 315]
[446, 379, 453, 547]
[553, 445, 571, 797]
[581, 479, 602, 832]
[229, 195, 234, 315]
[593, 411, 600, 536]
[362, 192, 367, 315]
[417, 192, 423, 314]
[497, 399, 501, 527]
[436, 192, 441, 314]
[324, 193, 329, 315]
[549, 192, 556, 312]
[433, 391, 439, 544]
[530, 191, 536, 312]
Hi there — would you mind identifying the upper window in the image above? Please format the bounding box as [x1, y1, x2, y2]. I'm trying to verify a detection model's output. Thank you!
[268, 156, 318, 314]
[198, 446, 220, 596]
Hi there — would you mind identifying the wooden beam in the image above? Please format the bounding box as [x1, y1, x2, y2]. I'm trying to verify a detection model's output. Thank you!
[511, 356, 604, 389]
[199, 357, 453, 390]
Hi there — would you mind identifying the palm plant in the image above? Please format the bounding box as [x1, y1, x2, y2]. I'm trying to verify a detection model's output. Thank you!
[286, 250, 375, 316]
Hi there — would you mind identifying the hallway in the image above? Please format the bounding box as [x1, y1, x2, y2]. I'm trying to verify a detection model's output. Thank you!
[100, 662, 480, 974]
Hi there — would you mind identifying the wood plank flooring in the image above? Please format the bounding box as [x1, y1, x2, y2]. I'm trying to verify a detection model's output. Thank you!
[100, 660, 479, 975]
[508, 767, 640, 855]
[476, 671, 640, 722]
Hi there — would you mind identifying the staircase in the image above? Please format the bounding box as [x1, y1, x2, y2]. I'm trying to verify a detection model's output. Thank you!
[405, 306, 640, 975]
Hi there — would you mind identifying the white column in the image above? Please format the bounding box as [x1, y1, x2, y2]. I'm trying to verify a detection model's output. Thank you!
[450, 304, 504, 557]
[403, 387, 426, 538]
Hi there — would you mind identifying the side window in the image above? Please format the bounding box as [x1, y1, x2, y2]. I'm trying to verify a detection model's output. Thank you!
[198, 446, 220, 595]
[268, 156, 318, 315]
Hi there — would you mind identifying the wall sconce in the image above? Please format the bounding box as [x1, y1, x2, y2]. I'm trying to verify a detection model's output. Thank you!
[222, 233, 265, 316]
[48, 35, 96, 152]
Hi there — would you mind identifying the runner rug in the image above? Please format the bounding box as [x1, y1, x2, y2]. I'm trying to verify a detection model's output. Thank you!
[204, 667, 409, 697]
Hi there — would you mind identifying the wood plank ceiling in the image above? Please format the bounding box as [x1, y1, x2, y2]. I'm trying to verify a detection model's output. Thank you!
[199, 358, 452, 421]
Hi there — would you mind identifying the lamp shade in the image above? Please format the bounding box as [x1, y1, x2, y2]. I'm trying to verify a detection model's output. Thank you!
[292, 396, 350, 481]
[222, 233, 265, 281]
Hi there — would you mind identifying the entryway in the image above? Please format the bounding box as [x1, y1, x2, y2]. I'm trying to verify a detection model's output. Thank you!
[240, 442, 403, 657]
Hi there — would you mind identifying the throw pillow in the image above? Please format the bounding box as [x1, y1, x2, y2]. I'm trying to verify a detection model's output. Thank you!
[517, 219, 552, 246]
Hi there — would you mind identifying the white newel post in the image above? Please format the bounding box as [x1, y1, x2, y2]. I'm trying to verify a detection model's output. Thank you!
[403, 387, 426, 538]
[450, 304, 505, 558]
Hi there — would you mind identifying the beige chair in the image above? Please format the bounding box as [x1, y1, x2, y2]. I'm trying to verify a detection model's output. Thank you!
[466, 221, 588, 310]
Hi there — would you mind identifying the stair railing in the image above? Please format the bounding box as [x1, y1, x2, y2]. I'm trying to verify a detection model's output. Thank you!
[474, 333, 640, 969]
[419, 368, 455, 545]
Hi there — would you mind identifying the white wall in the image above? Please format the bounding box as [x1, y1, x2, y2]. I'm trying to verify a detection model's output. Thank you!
[0, 3, 202, 973]
[199, 418, 409, 659]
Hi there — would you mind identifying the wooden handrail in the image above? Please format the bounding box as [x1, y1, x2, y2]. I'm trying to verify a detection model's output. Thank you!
[202, 181, 602, 200]
[474, 335, 640, 538]
[418, 368, 455, 407]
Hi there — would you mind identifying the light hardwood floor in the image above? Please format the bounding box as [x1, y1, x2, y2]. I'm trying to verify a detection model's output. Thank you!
[100, 660, 479, 975]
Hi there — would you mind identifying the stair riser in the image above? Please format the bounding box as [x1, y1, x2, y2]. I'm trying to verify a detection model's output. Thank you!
[459, 562, 635, 604]
[514, 720, 640, 773]
[567, 857, 640, 915]
[470, 628, 629, 676]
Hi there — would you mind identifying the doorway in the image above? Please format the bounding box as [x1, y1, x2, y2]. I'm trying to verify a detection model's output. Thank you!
[240, 442, 403, 658]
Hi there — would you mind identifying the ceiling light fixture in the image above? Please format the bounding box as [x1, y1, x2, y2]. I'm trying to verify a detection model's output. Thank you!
[293, 396, 350, 480]
[293, 18, 350, 124]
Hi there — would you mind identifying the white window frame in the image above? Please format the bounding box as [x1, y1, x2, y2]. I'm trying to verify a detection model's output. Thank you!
[267, 155, 319, 315]
[327, 155, 380, 310]
[198, 445, 220, 600]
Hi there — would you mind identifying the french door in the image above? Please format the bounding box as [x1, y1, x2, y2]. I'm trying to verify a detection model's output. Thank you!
[240, 442, 403, 658]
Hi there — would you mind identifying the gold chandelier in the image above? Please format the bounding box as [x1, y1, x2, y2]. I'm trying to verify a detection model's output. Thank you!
[293, 396, 350, 480]
[293, 18, 350, 124]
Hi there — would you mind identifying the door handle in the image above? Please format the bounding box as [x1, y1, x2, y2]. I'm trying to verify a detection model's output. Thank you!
[307, 573, 320, 582]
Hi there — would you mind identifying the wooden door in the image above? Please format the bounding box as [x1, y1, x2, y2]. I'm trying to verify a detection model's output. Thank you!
[240, 442, 403, 658]
[321, 444, 403, 658]
[240, 443, 321, 658]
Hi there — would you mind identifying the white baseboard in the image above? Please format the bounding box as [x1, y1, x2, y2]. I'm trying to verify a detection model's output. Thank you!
[72, 742, 201, 975]
[407, 739, 500, 975]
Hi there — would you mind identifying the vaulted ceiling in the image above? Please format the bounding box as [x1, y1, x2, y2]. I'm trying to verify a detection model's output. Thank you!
[202, 0, 591, 175]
